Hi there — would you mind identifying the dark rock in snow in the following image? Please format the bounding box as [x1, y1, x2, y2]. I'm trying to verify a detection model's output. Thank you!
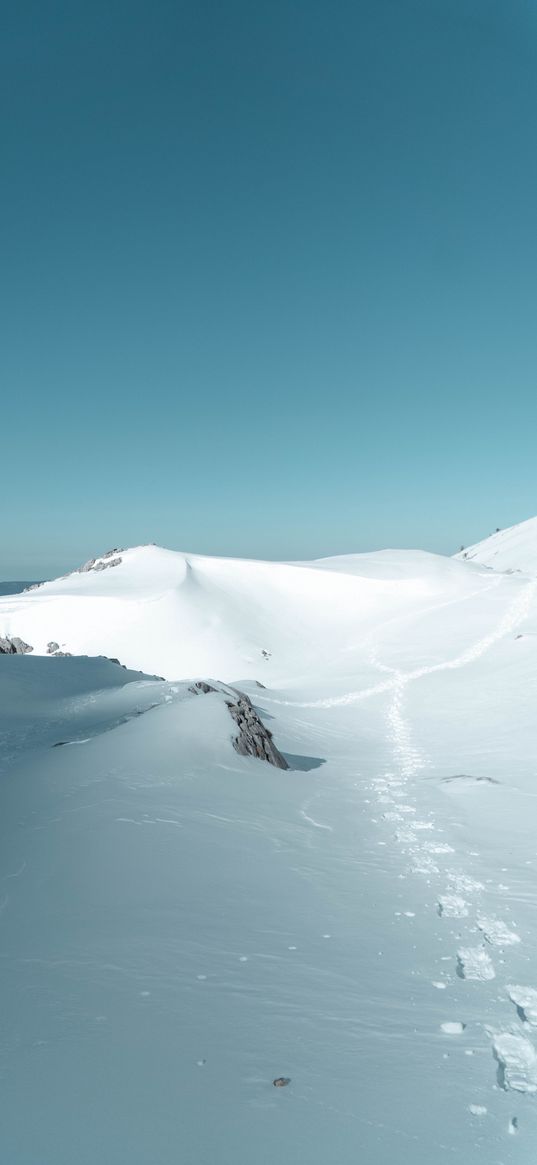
[0, 636, 34, 655]
[75, 551, 124, 575]
[47, 641, 60, 654]
[225, 691, 289, 768]
[92, 556, 122, 572]
[189, 680, 218, 695]
[189, 680, 288, 768]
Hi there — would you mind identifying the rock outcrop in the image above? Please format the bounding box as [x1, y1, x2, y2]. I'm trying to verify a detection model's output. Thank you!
[93, 557, 122, 572]
[24, 549, 124, 590]
[189, 680, 288, 769]
[0, 636, 33, 654]
[77, 550, 123, 574]
[226, 692, 289, 768]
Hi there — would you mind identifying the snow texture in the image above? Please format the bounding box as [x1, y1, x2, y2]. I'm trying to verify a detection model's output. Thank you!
[2, 524, 537, 1161]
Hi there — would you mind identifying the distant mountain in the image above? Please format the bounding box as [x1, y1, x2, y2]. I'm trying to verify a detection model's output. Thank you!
[456, 515, 537, 575]
[0, 581, 42, 596]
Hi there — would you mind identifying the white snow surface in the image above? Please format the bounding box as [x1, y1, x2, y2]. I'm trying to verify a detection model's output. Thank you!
[492, 1031, 537, 1094]
[457, 514, 537, 575]
[2, 539, 537, 1161]
[0, 542, 501, 680]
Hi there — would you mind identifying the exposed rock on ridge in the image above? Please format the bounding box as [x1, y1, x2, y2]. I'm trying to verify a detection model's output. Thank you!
[75, 549, 124, 574]
[24, 549, 124, 591]
[189, 680, 289, 769]
[0, 636, 33, 655]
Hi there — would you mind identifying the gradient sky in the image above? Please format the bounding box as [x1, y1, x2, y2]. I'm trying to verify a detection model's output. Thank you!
[2, 0, 537, 577]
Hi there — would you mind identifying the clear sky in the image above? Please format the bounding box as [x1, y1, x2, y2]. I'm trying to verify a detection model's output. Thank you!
[2, 0, 537, 578]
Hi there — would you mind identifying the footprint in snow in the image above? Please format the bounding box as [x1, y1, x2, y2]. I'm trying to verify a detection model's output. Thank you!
[457, 946, 495, 981]
[410, 857, 439, 875]
[437, 894, 468, 918]
[506, 985, 537, 1027]
[476, 916, 520, 947]
[490, 1030, 537, 1094]
[423, 841, 455, 855]
[447, 872, 484, 896]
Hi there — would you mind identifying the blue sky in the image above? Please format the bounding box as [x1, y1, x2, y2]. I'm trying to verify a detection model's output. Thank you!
[2, 0, 537, 577]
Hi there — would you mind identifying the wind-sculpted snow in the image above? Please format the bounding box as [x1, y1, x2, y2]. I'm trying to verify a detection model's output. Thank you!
[2, 539, 537, 1160]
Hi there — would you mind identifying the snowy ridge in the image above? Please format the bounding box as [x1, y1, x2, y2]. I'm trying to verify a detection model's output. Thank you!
[0, 541, 509, 682]
[457, 514, 537, 575]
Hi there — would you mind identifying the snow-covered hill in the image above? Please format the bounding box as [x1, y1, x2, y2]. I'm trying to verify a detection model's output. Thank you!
[3, 538, 537, 1161]
[0, 542, 500, 682]
[457, 515, 537, 575]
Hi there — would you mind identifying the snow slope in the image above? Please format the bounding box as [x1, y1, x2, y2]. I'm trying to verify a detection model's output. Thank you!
[0, 542, 504, 682]
[457, 516, 537, 575]
[3, 540, 537, 1162]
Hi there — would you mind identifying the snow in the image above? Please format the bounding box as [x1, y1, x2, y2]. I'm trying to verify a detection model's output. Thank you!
[437, 893, 468, 918]
[0, 541, 513, 681]
[491, 1031, 537, 1094]
[456, 946, 496, 982]
[476, 916, 521, 948]
[507, 986, 537, 1028]
[457, 514, 537, 575]
[3, 531, 537, 1160]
